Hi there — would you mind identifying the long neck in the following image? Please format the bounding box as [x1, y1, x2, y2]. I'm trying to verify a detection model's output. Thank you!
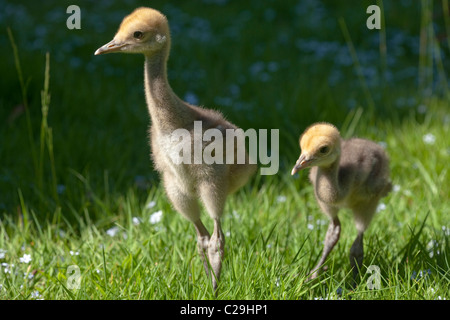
[315, 157, 344, 204]
[143, 49, 190, 133]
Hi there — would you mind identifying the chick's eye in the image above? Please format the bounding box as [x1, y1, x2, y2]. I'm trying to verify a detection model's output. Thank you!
[133, 31, 143, 39]
[319, 146, 329, 154]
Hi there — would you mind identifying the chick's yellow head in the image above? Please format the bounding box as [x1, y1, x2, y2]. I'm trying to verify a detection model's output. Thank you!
[95, 7, 170, 56]
[291, 123, 341, 174]
[300, 123, 341, 154]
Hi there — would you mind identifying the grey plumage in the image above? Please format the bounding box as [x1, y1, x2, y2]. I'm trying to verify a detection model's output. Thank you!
[291, 123, 391, 281]
[95, 7, 256, 293]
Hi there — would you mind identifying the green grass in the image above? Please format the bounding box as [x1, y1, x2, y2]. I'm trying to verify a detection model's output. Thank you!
[0, 0, 449, 300]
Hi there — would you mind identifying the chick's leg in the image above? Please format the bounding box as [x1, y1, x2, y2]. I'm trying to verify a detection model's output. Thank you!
[164, 177, 211, 275]
[349, 232, 364, 278]
[199, 181, 227, 294]
[309, 216, 341, 280]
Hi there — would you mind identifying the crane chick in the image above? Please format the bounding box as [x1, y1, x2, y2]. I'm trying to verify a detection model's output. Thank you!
[95, 7, 256, 293]
[291, 122, 391, 281]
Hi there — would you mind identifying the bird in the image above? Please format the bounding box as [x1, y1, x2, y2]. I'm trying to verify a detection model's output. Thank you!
[95, 7, 256, 293]
[291, 122, 391, 281]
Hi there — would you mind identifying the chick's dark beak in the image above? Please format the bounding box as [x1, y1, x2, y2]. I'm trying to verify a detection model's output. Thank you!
[94, 39, 127, 55]
[291, 154, 311, 175]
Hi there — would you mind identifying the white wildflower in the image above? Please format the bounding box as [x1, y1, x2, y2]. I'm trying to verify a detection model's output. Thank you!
[2, 262, 12, 274]
[0, 249, 6, 259]
[132, 217, 142, 226]
[427, 240, 439, 250]
[106, 226, 119, 237]
[149, 210, 163, 224]
[403, 189, 412, 197]
[146, 201, 156, 209]
[24, 272, 34, 280]
[376, 203, 387, 213]
[19, 254, 32, 264]
[427, 240, 440, 258]
[31, 290, 43, 300]
[422, 133, 436, 145]
[276, 195, 287, 203]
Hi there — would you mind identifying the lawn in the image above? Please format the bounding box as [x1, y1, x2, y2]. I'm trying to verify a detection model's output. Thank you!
[0, 0, 449, 301]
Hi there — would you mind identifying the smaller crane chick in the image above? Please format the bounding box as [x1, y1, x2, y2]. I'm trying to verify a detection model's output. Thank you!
[291, 122, 392, 281]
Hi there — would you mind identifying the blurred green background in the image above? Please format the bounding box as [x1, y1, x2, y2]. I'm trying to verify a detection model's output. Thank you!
[0, 0, 448, 219]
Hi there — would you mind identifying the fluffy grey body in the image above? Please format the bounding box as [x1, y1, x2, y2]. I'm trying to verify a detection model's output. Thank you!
[95, 7, 256, 293]
[292, 123, 391, 281]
